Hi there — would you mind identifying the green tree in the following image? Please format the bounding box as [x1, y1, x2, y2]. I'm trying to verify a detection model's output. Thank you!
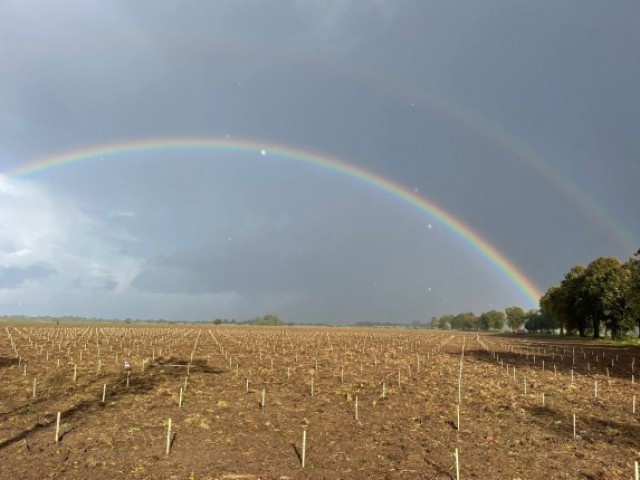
[450, 312, 478, 330]
[251, 314, 284, 326]
[540, 266, 588, 336]
[524, 309, 538, 324]
[479, 310, 506, 331]
[505, 306, 526, 331]
[540, 251, 640, 339]
[583, 257, 631, 339]
[540, 285, 564, 334]
[524, 311, 555, 333]
[561, 265, 590, 336]
[624, 250, 640, 337]
[435, 314, 453, 329]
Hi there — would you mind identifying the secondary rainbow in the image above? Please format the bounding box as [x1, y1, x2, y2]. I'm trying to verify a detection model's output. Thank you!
[2, 136, 543, 307]
[331, 62, 637, 252]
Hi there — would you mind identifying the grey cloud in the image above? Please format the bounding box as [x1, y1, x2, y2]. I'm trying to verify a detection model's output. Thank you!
[0, 265, 55, 288]
[0, 178, 144, 294]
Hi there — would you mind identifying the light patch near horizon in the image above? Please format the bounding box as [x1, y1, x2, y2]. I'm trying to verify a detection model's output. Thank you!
[0, 178, 142, 294]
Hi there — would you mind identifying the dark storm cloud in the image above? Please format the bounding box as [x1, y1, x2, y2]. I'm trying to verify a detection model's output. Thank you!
[131, 190, 438, 297]
[0, 1, 395, 152]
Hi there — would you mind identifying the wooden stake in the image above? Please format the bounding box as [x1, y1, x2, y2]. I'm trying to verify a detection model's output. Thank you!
[166, 419, 172, 454]
[633, 394, 636, 414]
[573, 413, 576, 439]
[454, 448, 460, 480]
[355, 396, 359, 421]
[301, 429, 307, 468]
[32, 377, 37, 399]
[55, 412, 61, 443]
[102, 384, 107, 403]
[261, 388, 266, 411]
[179, 387, 183, 408]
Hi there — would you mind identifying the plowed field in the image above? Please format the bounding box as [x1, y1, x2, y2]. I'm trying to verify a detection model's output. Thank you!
[1, 325, 638, 479]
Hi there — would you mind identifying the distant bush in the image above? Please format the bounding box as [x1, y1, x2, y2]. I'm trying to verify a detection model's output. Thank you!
[250, 314, 284, 326]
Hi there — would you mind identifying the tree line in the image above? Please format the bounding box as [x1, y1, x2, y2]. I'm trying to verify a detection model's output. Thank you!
[539, 250, 640, 339]
[429, 307, 553, 332]
[429, 249, 640, 339]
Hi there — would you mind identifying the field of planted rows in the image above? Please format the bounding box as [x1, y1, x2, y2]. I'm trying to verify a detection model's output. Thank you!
[0, 325, 639, 479]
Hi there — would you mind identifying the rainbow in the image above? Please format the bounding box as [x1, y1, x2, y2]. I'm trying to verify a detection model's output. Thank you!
[319, 61, 637, 253]
[1, 137, 543, 307]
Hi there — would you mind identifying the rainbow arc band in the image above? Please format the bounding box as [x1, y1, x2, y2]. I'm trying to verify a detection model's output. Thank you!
[2, 136, 542, 307]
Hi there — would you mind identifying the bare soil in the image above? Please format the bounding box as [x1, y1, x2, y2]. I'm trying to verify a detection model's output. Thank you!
[0, 325, 638, 479]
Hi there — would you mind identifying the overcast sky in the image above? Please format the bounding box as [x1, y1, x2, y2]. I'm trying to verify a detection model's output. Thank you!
[0, 1, 638, 323]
